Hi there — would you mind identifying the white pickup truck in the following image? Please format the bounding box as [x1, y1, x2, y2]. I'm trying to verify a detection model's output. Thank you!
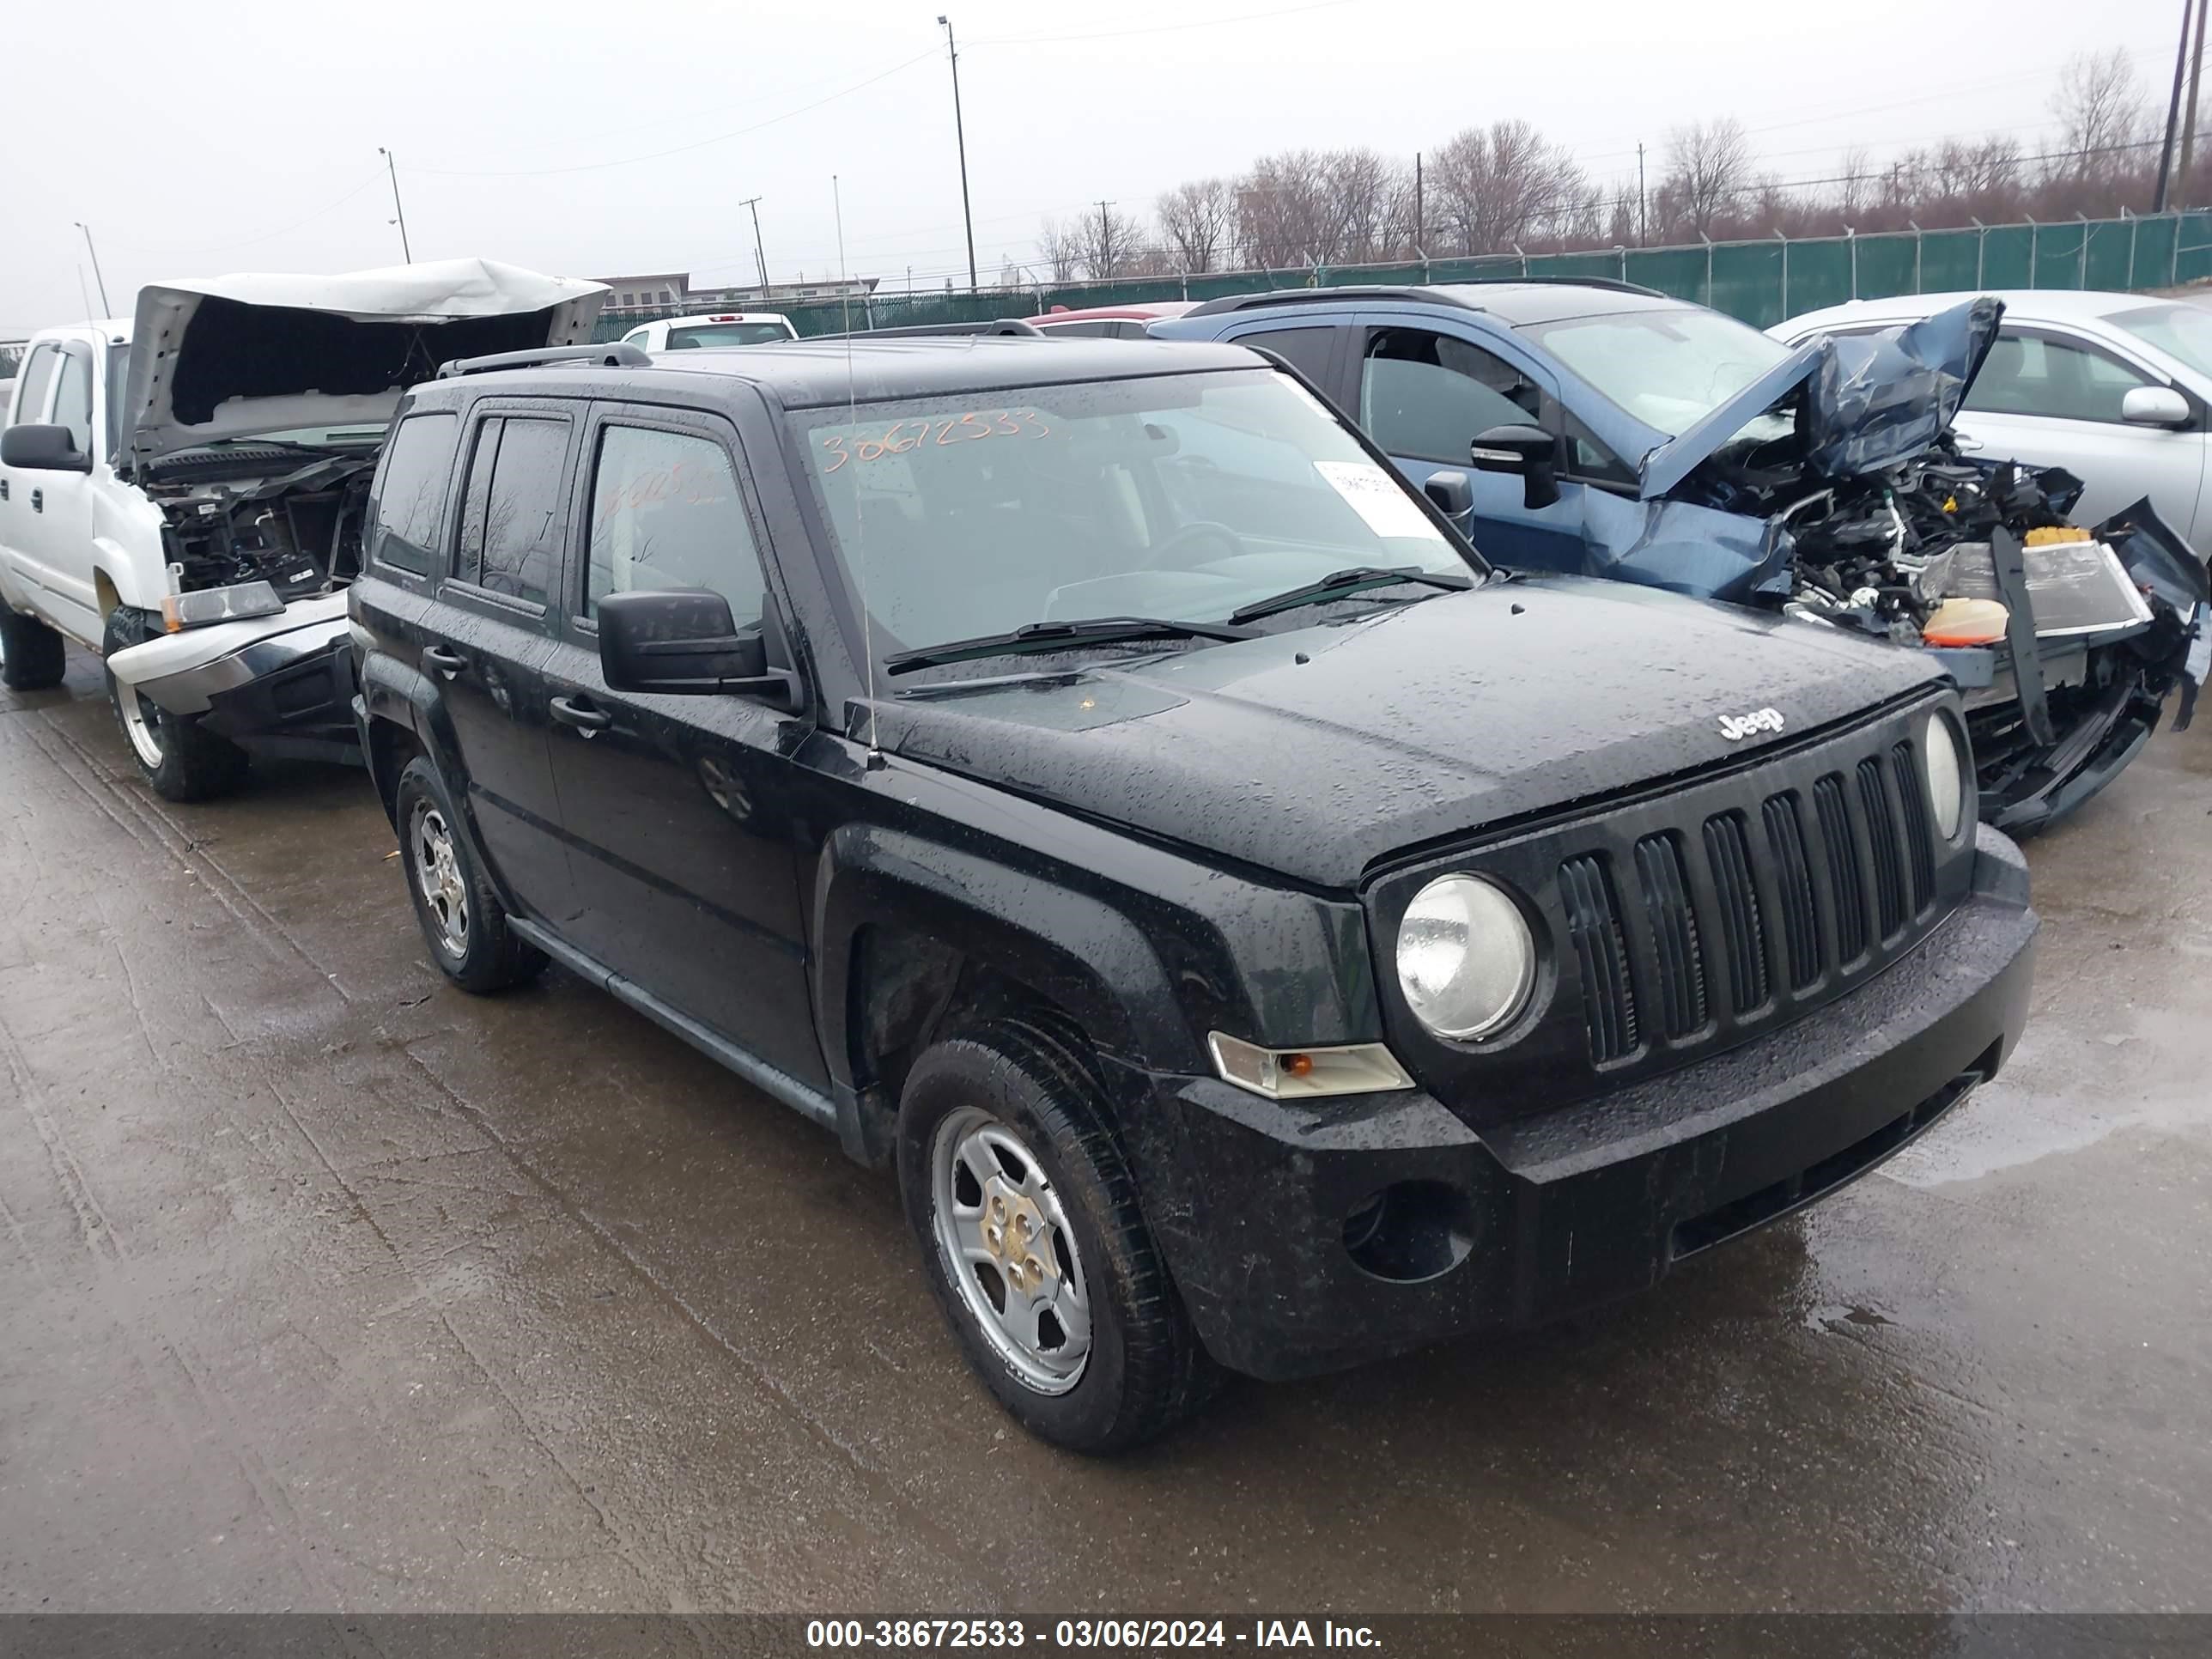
[0, 259, 606, 799]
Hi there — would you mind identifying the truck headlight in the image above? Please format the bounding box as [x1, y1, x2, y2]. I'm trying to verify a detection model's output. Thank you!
[159, 580, 284, 633]
[1395, 874, 1535, 1041]
[1922, 711, 1968, 841]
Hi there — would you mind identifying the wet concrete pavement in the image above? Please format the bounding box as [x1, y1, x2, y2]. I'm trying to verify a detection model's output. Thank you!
[2, 649, 2208, 1615]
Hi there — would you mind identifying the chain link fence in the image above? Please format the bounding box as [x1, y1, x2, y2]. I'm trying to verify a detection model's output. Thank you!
[592, 208, 2212, 343]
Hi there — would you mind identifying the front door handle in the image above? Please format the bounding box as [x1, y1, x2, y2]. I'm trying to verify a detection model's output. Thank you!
[549, 694, 613, 733]
[1953, 434, 1984, 453]
[1, 478, 9, 501]
[421, 644, 465, 676]
[29, 488, 42, 513]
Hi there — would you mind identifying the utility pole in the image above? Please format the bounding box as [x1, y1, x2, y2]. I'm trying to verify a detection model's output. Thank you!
[938, 15, 979, 292]
[1637, 143, 1648, 246]
[73, 223, 111, 313]
[2157, 0, 2194, 213]
[378, 148, 413, 262]
[1096, 199, 1117, 276]
[1414, 152, 1424, 253]
[2184, 0, 2211, 204]
[738, 196, 769, 299]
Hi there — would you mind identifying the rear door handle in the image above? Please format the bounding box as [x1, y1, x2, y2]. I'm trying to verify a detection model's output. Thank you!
[421, 645, 465, 676]
[1953, 434, 1984, 453]
[29, 489, 42, 512]
[550, 694, 612, 733]
[1, 478, 9, 500]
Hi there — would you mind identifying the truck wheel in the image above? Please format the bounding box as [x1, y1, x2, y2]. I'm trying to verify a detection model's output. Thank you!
[394, 757, 547, 994]
[897, 1021, 1218, 1454]
[0, 604, 67, 690]
[100, 608, 249, 801]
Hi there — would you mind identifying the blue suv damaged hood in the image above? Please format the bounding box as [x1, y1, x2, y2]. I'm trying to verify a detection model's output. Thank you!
[1637, 296, 2002, 501]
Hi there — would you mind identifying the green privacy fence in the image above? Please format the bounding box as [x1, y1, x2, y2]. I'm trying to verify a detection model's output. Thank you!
[592, 208, 2212, 343]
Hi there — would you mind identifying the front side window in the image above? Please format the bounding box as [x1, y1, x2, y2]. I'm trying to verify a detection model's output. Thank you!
[1520, 306, 1794, 436]
[369, 411, 459, 574]
[9, 345, 58, 427]
[586, 425, 765, 624]
[790, 368, 1476, 665]
[1964, 331, 2153, 423]
[453, 416, 568, 604]
[52, 351, 94, 458]
[1360, 328, 1541, 465]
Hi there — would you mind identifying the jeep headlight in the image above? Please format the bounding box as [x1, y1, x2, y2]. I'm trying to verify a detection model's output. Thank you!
[1395, 874, 1535, 1041]
[1922, 711, 1968, 841]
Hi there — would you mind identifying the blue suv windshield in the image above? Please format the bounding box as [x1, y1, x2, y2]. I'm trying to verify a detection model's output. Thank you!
[1522, 307, 1794, 437]
[788, 368, 1480, 660]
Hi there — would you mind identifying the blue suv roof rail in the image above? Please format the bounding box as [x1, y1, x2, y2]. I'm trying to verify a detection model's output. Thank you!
[435, 343, 653, 379]
[1182, 276, 1663, 319]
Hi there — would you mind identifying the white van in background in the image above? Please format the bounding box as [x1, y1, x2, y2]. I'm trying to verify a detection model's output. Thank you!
[618, 312, 798, 351]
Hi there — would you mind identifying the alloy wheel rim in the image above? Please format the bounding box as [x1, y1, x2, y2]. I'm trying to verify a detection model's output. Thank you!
[410, 803, 471, 957]
[119, 690, 166, 767]
[931, 1105, 1092, 1395]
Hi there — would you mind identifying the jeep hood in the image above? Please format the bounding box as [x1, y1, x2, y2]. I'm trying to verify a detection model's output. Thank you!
[124, 258, 607, 465]
[875, 579, 1943, 890]
[1638, 296, 2003, 499]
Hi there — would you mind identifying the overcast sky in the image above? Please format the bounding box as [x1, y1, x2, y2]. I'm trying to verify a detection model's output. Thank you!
[1, 0, 2191, 334]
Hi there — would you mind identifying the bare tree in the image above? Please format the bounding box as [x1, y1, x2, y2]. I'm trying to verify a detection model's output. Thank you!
[1157, 178, 1236, 272]
[1039, 218, 1085, 284]
[1075, 202, 1149, 280]
[1833, 143, 1875, 222]
[2055, 47, 2148, 180]
[1427, 120, 1589, 254]
[1659, 117, 1753, 238]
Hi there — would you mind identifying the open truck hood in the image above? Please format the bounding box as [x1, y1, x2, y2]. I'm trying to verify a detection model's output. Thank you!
[1637, 296, 2003, 500]
[124, 258, 607, 466]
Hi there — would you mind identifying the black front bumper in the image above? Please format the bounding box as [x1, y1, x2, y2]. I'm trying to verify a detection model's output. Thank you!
[1115, 824, 2038, 1381]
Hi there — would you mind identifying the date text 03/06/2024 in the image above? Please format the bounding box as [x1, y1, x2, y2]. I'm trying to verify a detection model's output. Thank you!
[804, 1620, 1382, 1649]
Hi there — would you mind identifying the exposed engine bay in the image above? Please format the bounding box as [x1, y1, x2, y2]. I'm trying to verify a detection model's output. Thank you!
[141, 448, 379, 602]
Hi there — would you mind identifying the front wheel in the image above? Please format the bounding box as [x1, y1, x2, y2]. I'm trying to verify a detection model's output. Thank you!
[394, 757, 547, 994]
[897, 1022, 1217, 1454]
[101, 607, 248, 801]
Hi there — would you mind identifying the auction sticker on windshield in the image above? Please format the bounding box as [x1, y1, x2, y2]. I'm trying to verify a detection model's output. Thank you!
[1315, 459, 1448, 543]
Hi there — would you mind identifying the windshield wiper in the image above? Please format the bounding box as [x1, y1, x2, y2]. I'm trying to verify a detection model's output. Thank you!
[884, 616, 1255, 676]
[1227, 565, 1474, 624]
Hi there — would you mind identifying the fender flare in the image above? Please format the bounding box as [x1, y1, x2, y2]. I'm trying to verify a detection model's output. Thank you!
[811, 822, 1202, 1095]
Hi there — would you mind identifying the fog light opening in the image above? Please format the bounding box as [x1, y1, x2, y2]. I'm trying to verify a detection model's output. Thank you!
[1341, 1181, 1476, 1283]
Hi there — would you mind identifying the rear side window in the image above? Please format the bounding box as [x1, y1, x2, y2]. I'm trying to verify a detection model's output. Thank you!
[1231, 325, 1336, 384]
[9, 345, 58, 426]
[586, 425, 765, 624]
[52, 351, 94, 457]
[453, 416, 569, 605]
[368, 412, 459, 574]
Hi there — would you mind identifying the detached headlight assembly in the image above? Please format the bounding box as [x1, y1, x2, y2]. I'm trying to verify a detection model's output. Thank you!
[1922, 711, 1969, 841]
[1395, 874, 1536, 1041]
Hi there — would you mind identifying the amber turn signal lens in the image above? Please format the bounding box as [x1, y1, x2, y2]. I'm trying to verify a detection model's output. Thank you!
[1283, 1053, 1314, 1078]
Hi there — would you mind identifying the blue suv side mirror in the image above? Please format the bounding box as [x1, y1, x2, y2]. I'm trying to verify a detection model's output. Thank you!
[1468, 424, 1559, 511]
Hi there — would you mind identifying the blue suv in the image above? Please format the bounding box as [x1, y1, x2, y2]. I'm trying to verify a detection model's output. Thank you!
[1155, 283, 2209, 833]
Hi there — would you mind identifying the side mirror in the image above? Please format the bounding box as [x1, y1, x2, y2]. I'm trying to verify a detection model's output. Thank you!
[2121, 385, 2191, 428]
[1422, 469, 1474, 517]
[1468, 423, 1559, 510]
[596, 589, 796, 705]
[1, 423, 93, 473]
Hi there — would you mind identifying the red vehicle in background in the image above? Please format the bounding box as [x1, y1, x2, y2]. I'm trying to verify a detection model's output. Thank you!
[1025, 301, 1198, 338]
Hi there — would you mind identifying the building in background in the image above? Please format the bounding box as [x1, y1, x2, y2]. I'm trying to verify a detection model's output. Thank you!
[593, 272, 690, 319]
[592, 272, 880, 319]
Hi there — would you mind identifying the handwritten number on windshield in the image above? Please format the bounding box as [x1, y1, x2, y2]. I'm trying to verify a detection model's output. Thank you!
[819, 409, 1052, 473]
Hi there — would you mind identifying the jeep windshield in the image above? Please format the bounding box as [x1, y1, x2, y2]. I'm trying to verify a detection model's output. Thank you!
[1520, 307, 1796, 439]
[789, 368, 1480, 670]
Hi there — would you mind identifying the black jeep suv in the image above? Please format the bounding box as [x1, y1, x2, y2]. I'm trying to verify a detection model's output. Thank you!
[349, 334, 2039, 1452]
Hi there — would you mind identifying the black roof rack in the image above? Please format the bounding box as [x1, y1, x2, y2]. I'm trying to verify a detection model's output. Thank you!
[1182, 275, 1663, 318]
[436, 342, 653, 379]
[808, 318, 1046, 341]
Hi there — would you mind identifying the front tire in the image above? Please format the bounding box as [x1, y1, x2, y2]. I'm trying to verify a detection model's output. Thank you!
[897, 1021, 1217, 1454]
[395, 757, 547, 994]
[101, 606, 248, 801]
[0, 603, 67, 691]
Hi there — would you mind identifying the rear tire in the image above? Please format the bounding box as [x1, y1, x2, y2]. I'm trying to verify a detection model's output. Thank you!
[101, 607, 249, 801]
[395, 757, 547, 994]
[0, 603, 67, 691]
[897, 1020, 1218, 1454]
